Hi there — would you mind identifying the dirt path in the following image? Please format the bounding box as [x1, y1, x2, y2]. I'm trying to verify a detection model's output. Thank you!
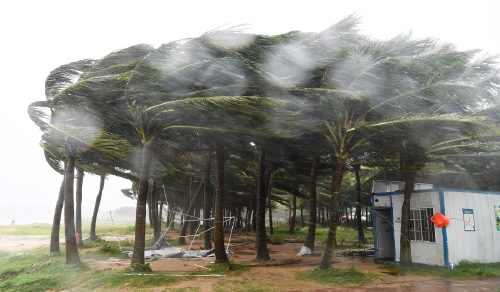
[2, 232, 499, 291]
[0, 235, 50, 252]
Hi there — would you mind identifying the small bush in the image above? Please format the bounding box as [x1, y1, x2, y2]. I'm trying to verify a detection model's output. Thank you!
[125, 263, 153, 273]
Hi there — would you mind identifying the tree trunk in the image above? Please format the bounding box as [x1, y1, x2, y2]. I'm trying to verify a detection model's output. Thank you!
[90, 175, 105, 241]
[267, 196, 274, 235]
[251, 189, 257, 232]
[169, 189, 176, 230]
[265, 165, 274, 235]
[131, 144, 153, 265]
[179, 178, 205, 245]
[64, 141, 81, 264]
[148, 181, 153, 228]
[152, 180, 160, 239]
[246, 198, 253, 232]
[75, 168, 84, 247]
[300, 206, 304, 227]
[191, 205, 200, 235]
[158, 187, 164, 235]
[214, 148, 229, 263]
[288, 194, 297, 233]
[318, 157, 345, 269]
[354, 163, 366, 242]
[50, 177, 65, 252]
[400, 166, 417, 266]
[203, 151, 213, 249]
[256, 148, 271, 260]
[304, 155, 319, 252]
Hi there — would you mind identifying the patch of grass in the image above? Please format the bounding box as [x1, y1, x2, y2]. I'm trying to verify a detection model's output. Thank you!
[77, 239, 128, 261]
[450, 260, 500, 278]
[296, 267, 375, 286]
[268, 226, 372, 251]
[0, 223, 136, 237]
[125, 263, 153, 273]
[378, 261, 500, 278]
[0, 246, 184, 291]
[83, 269, 181, 290]
[196, 261, 249, 275]
[0, 224, 53, 235]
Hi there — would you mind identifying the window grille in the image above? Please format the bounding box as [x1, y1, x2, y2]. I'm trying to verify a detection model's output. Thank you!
[409, 208, 436, 242]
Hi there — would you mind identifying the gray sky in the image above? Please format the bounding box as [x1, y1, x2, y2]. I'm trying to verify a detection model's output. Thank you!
[1, 0, 499, 225]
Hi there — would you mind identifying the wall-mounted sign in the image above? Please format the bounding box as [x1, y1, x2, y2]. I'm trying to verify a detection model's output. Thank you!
[495, 206, 500, 231]
[462, 208, 475, 231]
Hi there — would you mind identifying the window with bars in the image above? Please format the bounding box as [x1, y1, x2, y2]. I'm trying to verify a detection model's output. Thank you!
[409, 208, 436, 242]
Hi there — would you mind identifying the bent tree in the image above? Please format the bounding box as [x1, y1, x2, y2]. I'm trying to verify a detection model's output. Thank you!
[29, 16, 499, 269]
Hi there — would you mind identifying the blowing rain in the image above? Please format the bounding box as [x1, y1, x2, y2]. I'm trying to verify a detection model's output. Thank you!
[2, 2, 500, 291]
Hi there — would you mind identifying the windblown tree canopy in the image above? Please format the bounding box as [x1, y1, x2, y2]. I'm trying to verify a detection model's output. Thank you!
[28, 15, 500, 267]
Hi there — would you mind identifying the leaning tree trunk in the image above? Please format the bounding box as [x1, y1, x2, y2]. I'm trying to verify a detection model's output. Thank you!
[400, 163, 417, 266]
[131, 144, 153, 265]
[265, 165, 274, 235]
[353, 163, 366, 243]
[256, 147, 271, 261]
[267, 196, 274, 235]
[318, 157, 345, 269]
[245, 196, 254, 232]
[288, 194, 297, 233]
[203, 151, 213, 250]
[303, 156, 319, 252]
[151, 180, 161, 240]
[90, 175, 105, 241]
[64, 141, 81, 264]
[147, 180, 154, 228]
[214, 148, 229, 263]
[179, 178, 205, 245]
[158, 186, 164, 235]
[75, 168, 84, 247]
[50, 177, 65, 252]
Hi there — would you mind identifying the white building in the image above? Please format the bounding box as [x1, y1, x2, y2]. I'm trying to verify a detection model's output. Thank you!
[371, 180, 500, 267]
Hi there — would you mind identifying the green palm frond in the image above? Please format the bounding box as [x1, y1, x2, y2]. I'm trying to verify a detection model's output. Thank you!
[48, 123, 134, 162]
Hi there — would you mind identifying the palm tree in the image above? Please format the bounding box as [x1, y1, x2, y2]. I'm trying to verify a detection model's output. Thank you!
[75, 168, 84, 247]
[313, 32, 499, 268]
[62, 136, 81, 264]
[90, 175, 105, 240]
[203, 150, 213, 250]
[255, 147, 271, 260]
[213, 148, 229, 263]
[303, 155, 319, 252]
[50, 176, 65, 252]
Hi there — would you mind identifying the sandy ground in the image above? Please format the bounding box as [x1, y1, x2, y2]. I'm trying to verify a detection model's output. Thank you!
[1, 232, 499, 291]
[0, 235, 51, 252]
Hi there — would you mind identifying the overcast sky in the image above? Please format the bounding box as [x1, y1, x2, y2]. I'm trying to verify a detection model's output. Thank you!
[1, 0, 499, 225]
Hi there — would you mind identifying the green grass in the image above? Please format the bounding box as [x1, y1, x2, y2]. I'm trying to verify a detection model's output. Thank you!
[0, 224, 54, 235]
[296, 267, 375, 286]
[450, 261, 500, 278]
[2, 225, 498, 291]
[0, 223, 135, 237]
[195, 261, 249, 276]
[378, 260, 500, 278]
[0, 246, 182, 291]
[269, 226, 373, 249]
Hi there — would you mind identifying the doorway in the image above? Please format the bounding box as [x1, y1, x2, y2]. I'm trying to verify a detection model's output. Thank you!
[374, 209, 395, 261]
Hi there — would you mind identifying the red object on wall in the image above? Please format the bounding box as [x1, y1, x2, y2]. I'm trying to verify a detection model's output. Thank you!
[430, 212, 450, 227]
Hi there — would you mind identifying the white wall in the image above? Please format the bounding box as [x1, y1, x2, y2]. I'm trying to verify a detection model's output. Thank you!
[390, 191, 445, 266]
[443, 191, 500, 265]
